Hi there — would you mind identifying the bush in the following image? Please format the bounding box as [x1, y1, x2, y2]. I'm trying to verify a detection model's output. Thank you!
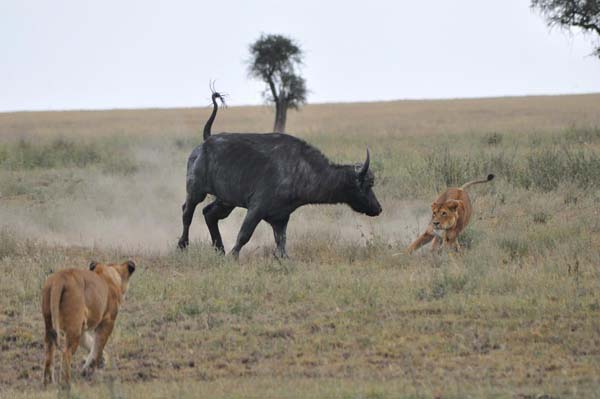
[498, 237, 528, 261]
[562, 126, 600, 145]
[413, 141, 599, 195]
[532, 212, 550, 224]
[0, 137, 137, 175]
[417, 270, 469, 301]
[0, 228, 20, 260]
[526, 148, 600, 192]
[425, 149, 484, 191]
[483, 132, 503, 146]
[5, 138, 100, 169]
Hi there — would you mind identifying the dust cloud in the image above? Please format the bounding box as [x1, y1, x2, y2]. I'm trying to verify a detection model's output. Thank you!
[0, 144, 430, 254]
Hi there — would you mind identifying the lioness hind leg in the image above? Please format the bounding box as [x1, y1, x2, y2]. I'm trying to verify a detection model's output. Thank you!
[43, 330, 56, 386]
[61, 332, 80, 388]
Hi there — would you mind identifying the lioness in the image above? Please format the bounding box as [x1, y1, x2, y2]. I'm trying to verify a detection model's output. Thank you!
[41, 260, 135, 387]
[408, 174, 494, 253]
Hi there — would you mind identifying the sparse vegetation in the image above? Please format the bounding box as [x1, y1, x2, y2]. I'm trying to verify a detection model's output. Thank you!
[0, 137, 137, 174]
[1, 94, 600, 398]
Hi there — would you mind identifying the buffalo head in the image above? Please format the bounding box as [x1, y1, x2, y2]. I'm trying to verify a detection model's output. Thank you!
[347, 149, 382, 217]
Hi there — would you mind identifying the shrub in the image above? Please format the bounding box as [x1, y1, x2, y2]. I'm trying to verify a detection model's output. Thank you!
[0, 228, 20, 260]
[0, 137, 138, 175]
[498, 237, 528, 261]
[563, 126, 600, 145]
[417, 269, 469, 301]
[526, 147, 600, 192]
[484, 132, 503, 146]
[532, 212, 550, 224]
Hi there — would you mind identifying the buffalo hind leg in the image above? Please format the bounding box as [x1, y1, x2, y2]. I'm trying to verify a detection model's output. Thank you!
[268, 216, 290, 259]
[178, 193, 206, 249]
[230, 208, 263, 260]
[203, 200, 234, 254]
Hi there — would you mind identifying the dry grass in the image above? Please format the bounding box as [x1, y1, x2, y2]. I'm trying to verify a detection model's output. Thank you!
[1, 94, 600, 398]
[1, 93, 599, 140]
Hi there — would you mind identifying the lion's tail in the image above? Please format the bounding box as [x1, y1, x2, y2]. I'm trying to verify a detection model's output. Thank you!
[461, 174, 495, 190]
[49, 281, 64, 343]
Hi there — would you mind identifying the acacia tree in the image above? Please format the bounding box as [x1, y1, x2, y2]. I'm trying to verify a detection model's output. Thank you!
[248, 34, 307, 133]
[532, 0, 600, 58]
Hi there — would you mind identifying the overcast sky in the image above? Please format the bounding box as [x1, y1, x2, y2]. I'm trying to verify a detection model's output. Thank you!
[1, 0, 599, 112]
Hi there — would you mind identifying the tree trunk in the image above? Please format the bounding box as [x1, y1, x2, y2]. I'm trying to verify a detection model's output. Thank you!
[273, 99, 288, 133]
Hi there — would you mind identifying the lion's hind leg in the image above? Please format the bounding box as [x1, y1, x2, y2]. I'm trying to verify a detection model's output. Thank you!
[43, 326, 56, 386]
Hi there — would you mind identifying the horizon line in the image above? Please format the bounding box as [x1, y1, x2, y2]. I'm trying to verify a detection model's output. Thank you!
[2, 91, 599, 114]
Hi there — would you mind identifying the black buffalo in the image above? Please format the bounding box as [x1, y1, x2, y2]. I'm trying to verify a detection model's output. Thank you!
[178, 92, 382, 258]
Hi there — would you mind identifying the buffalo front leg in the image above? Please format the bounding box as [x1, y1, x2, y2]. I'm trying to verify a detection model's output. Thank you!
[269, 216, 290, 259]
[203, 200, 235, 254]
[178, 193, 206, 249]
[229, 208, 263, 260]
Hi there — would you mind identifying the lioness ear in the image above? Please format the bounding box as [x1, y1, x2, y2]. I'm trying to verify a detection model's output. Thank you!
[126, 260, 136, 275]
[431, 202, 437, 211]
[89, 261, 98, 271]
[445, 200, 463, 210]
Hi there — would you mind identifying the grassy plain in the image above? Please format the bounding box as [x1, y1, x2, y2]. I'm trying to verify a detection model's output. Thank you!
[1, 93, 600, 398]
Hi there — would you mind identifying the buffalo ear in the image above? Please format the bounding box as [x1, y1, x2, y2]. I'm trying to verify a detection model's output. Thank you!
[126, 260, 136, 275]
[89, 261, 98, 271]
[445, 200, 463, 210]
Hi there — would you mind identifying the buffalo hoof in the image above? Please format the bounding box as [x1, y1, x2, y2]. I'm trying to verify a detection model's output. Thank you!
[229, 249, 240, 261]
[178, 239, 189, 250]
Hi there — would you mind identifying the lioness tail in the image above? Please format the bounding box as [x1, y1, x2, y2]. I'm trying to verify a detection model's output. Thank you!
[49, 281, 64, 343]
[461, 174, 495, 190]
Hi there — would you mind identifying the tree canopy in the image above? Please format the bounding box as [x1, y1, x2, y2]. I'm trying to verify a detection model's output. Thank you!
[248, 34, 307, 132]
[532, 0, 600, 57]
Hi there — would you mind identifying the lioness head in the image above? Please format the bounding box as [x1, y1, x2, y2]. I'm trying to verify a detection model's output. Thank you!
[89, 260, 136, 295]
[431, 200, 463, 231]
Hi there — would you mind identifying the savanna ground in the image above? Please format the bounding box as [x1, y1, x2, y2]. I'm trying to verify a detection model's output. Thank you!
[1, 94, 600, 398]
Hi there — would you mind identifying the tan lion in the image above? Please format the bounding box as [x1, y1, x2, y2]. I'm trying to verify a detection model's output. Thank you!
[41, 260, 136, 387]
[408, 174, 494, 253]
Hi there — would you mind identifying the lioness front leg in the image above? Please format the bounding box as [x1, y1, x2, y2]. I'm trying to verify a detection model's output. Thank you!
[408, 227, 435, 254]
[431, 236, 442, 252]
[80, 332, 108, 375]
[444, 232, 461, 252]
